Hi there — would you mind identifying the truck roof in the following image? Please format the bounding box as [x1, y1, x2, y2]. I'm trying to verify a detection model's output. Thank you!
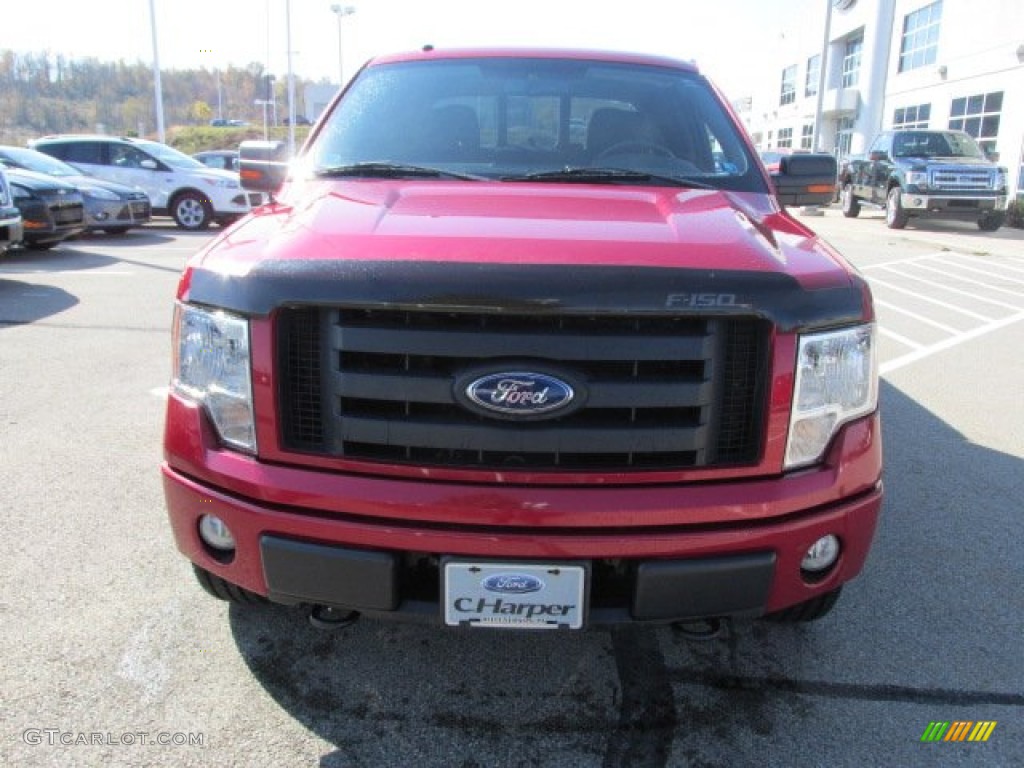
[368, 47, 701, 75]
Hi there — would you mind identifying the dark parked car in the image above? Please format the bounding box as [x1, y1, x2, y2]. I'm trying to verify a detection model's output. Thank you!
[0, 146, 151, 234]
[0, 167, 23, 254]
[3, 168, 86, 249]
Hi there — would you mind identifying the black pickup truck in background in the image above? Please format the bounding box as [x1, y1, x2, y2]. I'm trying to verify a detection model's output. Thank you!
[838, 129, 1008, 231]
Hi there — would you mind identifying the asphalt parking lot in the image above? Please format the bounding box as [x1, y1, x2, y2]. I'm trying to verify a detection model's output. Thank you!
[1, 212, 1022, 767]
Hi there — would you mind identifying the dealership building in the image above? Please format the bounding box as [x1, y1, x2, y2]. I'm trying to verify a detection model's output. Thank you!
[735, 0, 1024, 198]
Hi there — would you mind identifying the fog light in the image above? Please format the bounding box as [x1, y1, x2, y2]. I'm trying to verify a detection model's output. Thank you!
[198, 514, 235, 551]
[801, 534, 840, 573]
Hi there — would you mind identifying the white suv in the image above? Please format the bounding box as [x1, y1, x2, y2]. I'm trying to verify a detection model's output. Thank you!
[31, 135, 261, 230]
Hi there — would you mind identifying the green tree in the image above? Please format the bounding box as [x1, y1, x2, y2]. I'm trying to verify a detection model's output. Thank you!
[189, 100, 213, 124]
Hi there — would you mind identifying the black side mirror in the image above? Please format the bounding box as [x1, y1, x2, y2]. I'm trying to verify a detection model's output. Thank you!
[771, 153, 838, 207]
[239, 141, 289, 195]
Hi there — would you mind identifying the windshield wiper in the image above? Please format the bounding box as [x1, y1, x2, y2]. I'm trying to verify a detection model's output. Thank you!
[502, 167, 714, 189]
[314, 162, 485, 181]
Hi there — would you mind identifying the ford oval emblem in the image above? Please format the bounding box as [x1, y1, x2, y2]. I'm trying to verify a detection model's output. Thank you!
[465, 371, 574, 417]
[482, 573, 545, 594]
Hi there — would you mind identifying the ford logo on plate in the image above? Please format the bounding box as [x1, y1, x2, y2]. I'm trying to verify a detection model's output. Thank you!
[465, 371, 574, 417]
[482, 573, 545, 594]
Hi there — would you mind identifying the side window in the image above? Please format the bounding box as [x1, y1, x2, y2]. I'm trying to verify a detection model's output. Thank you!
[870, 133, 892, 157]
[61, 142, 105, 165]
[109, 145, 152, 169]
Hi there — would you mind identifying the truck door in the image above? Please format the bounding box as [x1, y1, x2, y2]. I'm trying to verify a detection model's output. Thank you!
[866, 133, 893, 204]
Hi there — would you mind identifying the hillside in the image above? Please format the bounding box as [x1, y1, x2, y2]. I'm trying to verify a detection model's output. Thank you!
[0, 50, 320, 150]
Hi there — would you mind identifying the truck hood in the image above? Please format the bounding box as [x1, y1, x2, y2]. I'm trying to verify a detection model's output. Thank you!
[185, 180, 868, 332]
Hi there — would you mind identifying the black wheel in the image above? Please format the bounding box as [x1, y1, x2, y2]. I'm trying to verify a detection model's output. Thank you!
[192, 564, 267, 605]
[840, 183, 860, 218]
[171, 191, 213, 230]
[977, 211, 1005, 232]
[885, 186, 908, 229]
[764, 587, 842, 622]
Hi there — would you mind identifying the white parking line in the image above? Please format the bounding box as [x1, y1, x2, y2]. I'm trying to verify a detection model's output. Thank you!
[869, 275, 994, 321]
[860, 254, 934, 271]
[954, 253, 1024, 274]
[878, 327, 924, 350]
[874, 299, 963, 333]
[932, 256, 1024, 285]
[913, 261, 1024, 300]
[878, 265, 1024, 311]
[881, 310, 1024, 375]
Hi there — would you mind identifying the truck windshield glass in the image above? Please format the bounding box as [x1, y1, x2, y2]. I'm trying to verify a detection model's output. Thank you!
[892, 131, 986, 159]
[310, 57, 762, 192]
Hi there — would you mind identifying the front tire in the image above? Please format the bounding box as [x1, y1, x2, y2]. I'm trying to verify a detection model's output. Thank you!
[192, 564, 267, 605]
[840, 183, 861, 218]
[885, 186, 908, 229]
[764, 588, 842, 622]
[171, 191, 213, 231]
[977, 211, 1005, 232]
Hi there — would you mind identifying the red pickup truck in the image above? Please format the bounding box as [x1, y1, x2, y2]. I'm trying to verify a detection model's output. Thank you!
[163, 48, 881, 630]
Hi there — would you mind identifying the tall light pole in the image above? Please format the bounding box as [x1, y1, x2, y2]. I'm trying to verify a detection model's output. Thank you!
[286, 0, 296, 155]
[148, 0, 165, 142]
[330, 5, 357, 87]
[812, 0, 834, 152]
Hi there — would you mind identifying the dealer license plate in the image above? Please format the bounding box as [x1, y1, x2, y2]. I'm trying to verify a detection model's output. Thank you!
[443, 561, 586, 629]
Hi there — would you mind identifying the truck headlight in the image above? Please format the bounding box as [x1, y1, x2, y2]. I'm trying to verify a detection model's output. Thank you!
[785, 324, 877, 469]
[904, 171, 928, 189]
[993, 170, 1007, 191]
[172, 303, 256, 453]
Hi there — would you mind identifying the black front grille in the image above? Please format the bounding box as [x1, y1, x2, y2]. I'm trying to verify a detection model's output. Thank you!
[52, 203, 84, 225]
[277, 307, 769, 472]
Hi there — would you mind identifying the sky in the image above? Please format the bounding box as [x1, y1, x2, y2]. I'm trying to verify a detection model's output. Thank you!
[2, 0, 803, 101]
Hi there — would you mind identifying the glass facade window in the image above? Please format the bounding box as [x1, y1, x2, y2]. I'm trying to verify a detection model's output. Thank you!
[780, 65, 797, 106]
[842, 35, 863, 88]
[777, 128, 793, 148]
[949, 91, 1002, 154]
[805, 55, 820, 98]
[893, 104, 931, 129]
[899, 0, 943, 73]
[801, 124, 814, 150]
[836, 117, 855, 159]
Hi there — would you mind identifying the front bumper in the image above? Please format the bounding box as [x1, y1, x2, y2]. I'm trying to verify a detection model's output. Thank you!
[0, 208, 22, 249]
[84, 197, 152, 230]
[163, 392, 883, 625]
[900, 191, 1005, 216]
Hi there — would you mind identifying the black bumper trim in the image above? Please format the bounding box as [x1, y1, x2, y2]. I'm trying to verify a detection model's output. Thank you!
[632, 552, 775, 620]
[260, 534, 776, 624]
[261, 535, 399, 610]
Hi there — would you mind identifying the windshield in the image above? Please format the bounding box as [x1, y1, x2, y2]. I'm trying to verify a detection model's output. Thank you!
[0, 146, 80, 177]
[892, 131, 987, 159]
[309, 57, 762, 191]
[138, 140, 207, 170]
